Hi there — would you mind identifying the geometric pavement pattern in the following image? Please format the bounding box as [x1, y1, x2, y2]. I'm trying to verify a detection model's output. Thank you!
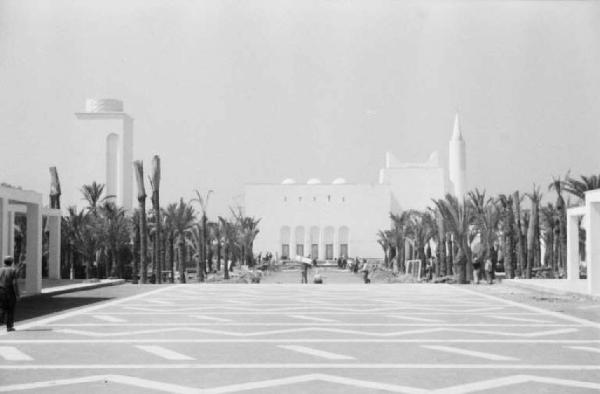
[0, 279, 599, 393]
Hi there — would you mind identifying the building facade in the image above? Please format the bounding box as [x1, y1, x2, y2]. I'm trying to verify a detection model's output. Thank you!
[244, 115, 467, 260]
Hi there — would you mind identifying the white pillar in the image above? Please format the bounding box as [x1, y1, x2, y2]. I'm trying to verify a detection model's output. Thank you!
[48, 215, 61, 280]
[106, 133, 119, 201]
[25, 203, 42, 295]
[333, 229, 339, 259]
[0, 198, 8, 259]
[587, 203, 600, 294]
[290, 228, 296, 259]
[120, 117, 134, 212]
[566, 212, 580, 283]
[7, 212, 14, 258]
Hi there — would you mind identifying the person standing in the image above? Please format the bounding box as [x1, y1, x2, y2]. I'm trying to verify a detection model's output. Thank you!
[0, 256, 20, 332]
[301, 262, 309, 284]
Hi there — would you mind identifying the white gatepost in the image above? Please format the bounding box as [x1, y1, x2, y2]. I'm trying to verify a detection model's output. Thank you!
[0, 197, 8, 259]
[25, 202, 42, 295]
[585, 190, 600, 295]
[46, 211, 62, 280]
[566, 207, 584, 283]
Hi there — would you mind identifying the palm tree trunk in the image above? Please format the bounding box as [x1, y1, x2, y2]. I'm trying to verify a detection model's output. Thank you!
[133, 220, 140, 284]
[512, 191, 525, 277]
[178, 240, 187, 284]
[134, 161, 149, 284]
[224, 246, 230, 280]
[169, 234, 175, 284]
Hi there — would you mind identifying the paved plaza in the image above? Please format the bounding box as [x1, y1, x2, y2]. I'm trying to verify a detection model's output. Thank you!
[0, 277, 599, 393]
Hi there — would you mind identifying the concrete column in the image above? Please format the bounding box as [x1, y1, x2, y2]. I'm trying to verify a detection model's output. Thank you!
[566, 213, 580, 283]
[587, 203, 600, 294]
[7, 212, 14, 257]
[25, 203, 42, 295]
[333, 229, 339, 259]
[290, 227, 296, 259]
[47, 215, 61, 280]
[106, 133, 119, 202]
[318, 228, 325, 260]
[0, 198, 8, 259]
[120, 117, 134, 212]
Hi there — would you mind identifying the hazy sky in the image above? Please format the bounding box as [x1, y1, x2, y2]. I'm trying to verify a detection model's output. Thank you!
[1, 0, 599, 216]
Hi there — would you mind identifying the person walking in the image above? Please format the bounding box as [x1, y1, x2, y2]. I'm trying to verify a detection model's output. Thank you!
[361, 259, 370, 284]
[0, 256, 20, 332]
[301, 261, 309, 284]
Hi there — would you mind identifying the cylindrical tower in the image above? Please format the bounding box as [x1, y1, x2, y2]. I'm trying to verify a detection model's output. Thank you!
[106, 133, 119, 201]
[448, 113, 467, 199]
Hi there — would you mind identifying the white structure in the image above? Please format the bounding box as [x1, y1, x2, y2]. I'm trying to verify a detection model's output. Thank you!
[567, 189, 600, 295]
[449, 113, 467, 198]
[0, 186, 61, 295]
[245, 116, 466, 260]
[76, 99, 133, 211]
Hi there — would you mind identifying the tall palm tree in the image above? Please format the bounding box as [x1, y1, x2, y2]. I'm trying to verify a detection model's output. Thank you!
[390, 212, 410, 274]
[192, 190, 213, 282]
[219, 216, 236, 280]
[231, 208, 261, 267]
[376, 230, 393, 267]
[498, 194, 515, 278]
[468, 189, 501, 268]
[133, 161, 149, 284]
[525, 186, 542, 278]
[511, 191, 527, 277]
[431, 207, 447, 277]
[540, 203, 557, 273]
[433, 194, 474, 284]
[549, 178, 567, 272]
[149, 156, 162, 283]
[171, 198, 196, 283]
[162, 203, 178, 283]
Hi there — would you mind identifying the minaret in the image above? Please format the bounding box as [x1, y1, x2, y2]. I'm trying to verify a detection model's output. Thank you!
[76, 99, 134, 212]
[448, 112, 467, 199]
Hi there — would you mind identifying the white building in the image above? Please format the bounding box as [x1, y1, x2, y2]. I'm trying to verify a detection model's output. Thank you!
[244, 115, 467, 260]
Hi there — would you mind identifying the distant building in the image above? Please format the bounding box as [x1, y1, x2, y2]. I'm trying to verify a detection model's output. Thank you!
[244, 115, 467, 260]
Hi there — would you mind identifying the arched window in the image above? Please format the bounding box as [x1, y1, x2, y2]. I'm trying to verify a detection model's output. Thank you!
[338, 226, 349, 258]
[310, 226, 320, 259]
[294, 226, 305, 257]
[280, 226, 291, 259]
[324, 226, 334, 260]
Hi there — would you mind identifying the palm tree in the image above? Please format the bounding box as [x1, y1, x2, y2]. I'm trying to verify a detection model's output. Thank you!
[405, 210, 436, 277]
[563, 174, 600, 203]
[433, 194, 474, 284]
[498, 195, 515, 278]
[525, 186, 542, 279]
[469, 189, 501, 269]
[81, 182, 106, 215]
[192, 190, 213, 282]
[149, 156, 162, 283]
[549, 178, 567, 272]
[171, 198, 196, 283]
[133, 161, 149, 284]
[231, 208, 261, 267]
[540, 203, 557, 273]
[162, 203, 178, 283]
[98, 201, 131, 278]
[219, 216, 236, 279]
[431, 208, 447, 277]
[511, 191, 527, 277]
[390, 212, 410, 274]
[376, 230, 392, 267]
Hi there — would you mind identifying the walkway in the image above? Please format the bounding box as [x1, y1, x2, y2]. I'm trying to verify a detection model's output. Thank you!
[0, 284, 599, 393]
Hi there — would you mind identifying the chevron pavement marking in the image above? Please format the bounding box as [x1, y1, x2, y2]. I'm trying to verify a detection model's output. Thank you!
[1, 373, 600, 393]
[278, 345, 356, 360]
[421, 345, 519, 361]
[0, 347, 32, 361]
[52, 326, 578, 338]
[565, 345, 600, 354]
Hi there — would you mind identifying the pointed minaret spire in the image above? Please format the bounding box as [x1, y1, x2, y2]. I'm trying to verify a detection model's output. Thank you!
[452, 112, 463, 141]
[448, 112, 467, 198]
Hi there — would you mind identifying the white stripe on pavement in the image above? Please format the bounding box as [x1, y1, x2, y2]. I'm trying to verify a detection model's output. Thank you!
[0, 347, 33, 361]
[566, 346, 600, 354]
[288, 315, 338, 322]
[93, 315, 126, 323]
[488, 316, 551, 324]
[422, 345, 518, 361]
[136, 346, 195, 360]
[388, 315, 442, 323]
[279, 345, 355, 360]
[190, 315, 231, 322]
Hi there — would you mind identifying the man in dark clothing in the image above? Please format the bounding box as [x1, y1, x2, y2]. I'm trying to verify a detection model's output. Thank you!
[301, 263, 309, 284]
[0, 256, 20, 332]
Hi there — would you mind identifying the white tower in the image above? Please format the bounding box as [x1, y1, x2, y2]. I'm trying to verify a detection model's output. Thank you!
[76, 99, 133, 212]
[448, 112, 467, 199]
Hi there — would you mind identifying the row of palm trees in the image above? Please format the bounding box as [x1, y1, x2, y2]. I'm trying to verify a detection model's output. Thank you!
[377, 173, 599, 284]
[60, 161, 261, 283]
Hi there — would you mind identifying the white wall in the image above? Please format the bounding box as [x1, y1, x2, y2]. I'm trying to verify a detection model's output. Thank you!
[245, 183, 390, 259]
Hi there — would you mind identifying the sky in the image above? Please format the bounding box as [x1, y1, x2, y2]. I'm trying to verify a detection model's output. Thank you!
[0, 0, 599, 216]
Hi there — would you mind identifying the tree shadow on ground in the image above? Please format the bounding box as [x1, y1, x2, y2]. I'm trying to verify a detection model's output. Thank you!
[15, 295, 113, 322]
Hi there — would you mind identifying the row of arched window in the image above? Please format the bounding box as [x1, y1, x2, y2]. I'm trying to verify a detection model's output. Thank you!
[280, 226, 349, 259]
